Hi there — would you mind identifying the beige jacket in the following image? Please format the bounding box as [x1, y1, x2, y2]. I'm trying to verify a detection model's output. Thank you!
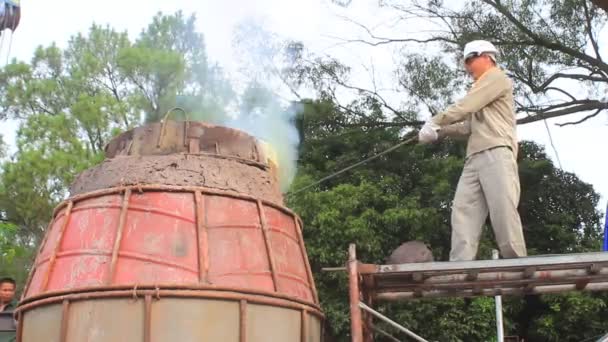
[432, 67, 518, 158]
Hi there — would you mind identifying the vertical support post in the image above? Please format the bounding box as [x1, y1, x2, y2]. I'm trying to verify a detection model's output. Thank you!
[301, 309, 308, 342]
[194, 191, 209, 283]
[144, 295, 152, 342]
[21, 219, 54, 300]
[60, 300, 70, 342]
[16, 311, 23, 342]
[294, 216, 319, 304]
[493, 249, 504, 342]
[240, 300, 248, 342]
[348, 244, 363, 342]
[107, 189, 131, 285]
[362, 287, 374, 342]
[603, 201, 608, 251]
[257, 200, 279, 292]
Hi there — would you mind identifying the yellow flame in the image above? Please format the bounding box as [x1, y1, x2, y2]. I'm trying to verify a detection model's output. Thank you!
[259, 140, 279, 168]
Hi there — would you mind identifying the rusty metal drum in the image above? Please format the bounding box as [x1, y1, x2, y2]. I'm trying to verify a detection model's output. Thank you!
[16, 120, 323, 341]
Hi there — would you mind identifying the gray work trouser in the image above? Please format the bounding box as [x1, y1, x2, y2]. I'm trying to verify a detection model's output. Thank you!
[449, 147, 527, 261]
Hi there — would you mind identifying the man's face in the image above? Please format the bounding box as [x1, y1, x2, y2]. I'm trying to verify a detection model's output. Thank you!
[0, 282, 15, 303]
[464, 54, 493, 80]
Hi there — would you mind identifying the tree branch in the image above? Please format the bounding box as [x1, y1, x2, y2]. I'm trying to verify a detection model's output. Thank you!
[482, 0, 608, 73]
[555, 108, 603, 127]
[318, 63, 409, 120]
[583, 0, 603, 61]
[517, 101, 608, 124]
[536, 73, 608, 91]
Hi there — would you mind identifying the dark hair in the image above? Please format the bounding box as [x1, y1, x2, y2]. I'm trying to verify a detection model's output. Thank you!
[0, 277, 16, 287]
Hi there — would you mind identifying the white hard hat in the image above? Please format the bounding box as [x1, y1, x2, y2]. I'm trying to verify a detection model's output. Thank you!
[463, 40, 498, 62]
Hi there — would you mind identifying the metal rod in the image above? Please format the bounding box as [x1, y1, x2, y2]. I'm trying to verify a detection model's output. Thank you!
[373, 326, 401, 342]
[374, 267, 608, 287]
[301, 309, 308, 342]
[363, 288, 374, 342]
[358, 302, 428, 342]
[322, 267, 347, 272]
[493, 250, 504, 342]
[603, 200, 608, 251]
[349, 244, 364, 342]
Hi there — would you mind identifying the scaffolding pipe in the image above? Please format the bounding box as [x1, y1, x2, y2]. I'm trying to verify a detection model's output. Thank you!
[349, 244, 364, 342]
[375, 281, 608, 301]
[493, 250, 504, 342]
[359, 302, 428, 342]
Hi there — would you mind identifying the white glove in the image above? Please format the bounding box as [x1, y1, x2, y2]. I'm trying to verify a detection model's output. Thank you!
[418, 122, 440, 144]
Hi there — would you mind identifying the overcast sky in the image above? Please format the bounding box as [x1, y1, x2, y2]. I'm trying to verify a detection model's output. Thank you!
[2, 0, 607, 215]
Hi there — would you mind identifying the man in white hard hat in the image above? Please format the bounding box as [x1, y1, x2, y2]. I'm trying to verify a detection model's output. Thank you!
[418, 40, 527, 261]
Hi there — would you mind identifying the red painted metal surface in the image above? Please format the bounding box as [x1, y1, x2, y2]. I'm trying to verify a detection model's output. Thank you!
[23, 185, 318, 305]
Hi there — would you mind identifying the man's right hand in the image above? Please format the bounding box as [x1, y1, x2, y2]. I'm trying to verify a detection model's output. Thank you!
[418, 122, 440, 144]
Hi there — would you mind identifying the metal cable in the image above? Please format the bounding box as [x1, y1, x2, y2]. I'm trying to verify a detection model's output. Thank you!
[543, 118, 563, 169]
[286, 135, 418, 197]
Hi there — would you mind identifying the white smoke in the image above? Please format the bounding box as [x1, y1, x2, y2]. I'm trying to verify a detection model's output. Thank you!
[223, 18, 303, 191]
[224, 83, 301, 191]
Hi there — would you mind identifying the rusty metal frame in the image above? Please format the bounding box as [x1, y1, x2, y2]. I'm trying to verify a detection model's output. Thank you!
[40, 201, 74, 291]
[18, 284, 322, 313]
[25, 184, 319, 305]
[52, 185, 294, 217]
[18, 290, 323, 342]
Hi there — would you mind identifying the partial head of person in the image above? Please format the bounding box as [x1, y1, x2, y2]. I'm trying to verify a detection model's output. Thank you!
[0, 277, 16, 304]
[463, 40, 498, 80]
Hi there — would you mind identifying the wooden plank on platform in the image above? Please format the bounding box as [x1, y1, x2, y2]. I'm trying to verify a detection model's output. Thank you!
[369, 252, 608, 275]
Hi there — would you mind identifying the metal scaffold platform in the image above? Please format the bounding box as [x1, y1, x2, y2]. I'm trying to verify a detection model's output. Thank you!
[346, 244, 608, 342]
